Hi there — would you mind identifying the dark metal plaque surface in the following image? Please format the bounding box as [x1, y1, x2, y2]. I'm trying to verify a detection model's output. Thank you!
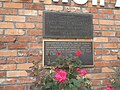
[43, 11, 93, 39]
[43, 40, 93, 66]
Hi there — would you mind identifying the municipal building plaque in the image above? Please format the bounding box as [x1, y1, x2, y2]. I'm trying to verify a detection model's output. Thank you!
[43, 11, 93, 39]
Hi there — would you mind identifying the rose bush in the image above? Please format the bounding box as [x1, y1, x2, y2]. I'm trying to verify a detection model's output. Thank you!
[27, 50, 92, 90]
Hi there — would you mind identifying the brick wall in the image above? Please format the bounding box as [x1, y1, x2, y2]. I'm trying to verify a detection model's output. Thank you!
[0, 0, 120, 90]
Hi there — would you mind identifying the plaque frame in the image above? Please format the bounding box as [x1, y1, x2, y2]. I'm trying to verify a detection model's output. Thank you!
[43, 39, 94, 68]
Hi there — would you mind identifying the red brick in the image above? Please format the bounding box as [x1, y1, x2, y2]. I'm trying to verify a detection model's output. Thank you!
[102, 32, 115, 36]
[18, 50, 28, 56]
[4, 78, 17, 84]
[102, 56, 117, 60]
[28, 50, 39, 56]
[17, 36, 36, 42]
[5, 85, 24, 90]
[99, 20, 114, 25]
[0, 30, 4, 35]
[24, 3, 44, 10]
[0, 36, 16, 43]
[0, 71, 6, 77]
[5, 16, 25, 22]
[108, 38, 118, 42]
[94, 43, 102, 48]
[114, 15, 120, 20]
[26, 16, 42, 22]
[99, 9, 113, 14]
[102, 67, 114, 72]
[88, 8, 98, 13]
[0, 15, 3, 21]
[93, 73, 108, 79]
[17, 63, 33, 70]
[35, 23, 42, 29]
[94, 37, 108, 42]
[8, 44, 28, 49]
[7, 71, 27, 77]
[28, 56, 42, 63]
[16, 23, 35, 28]
[45, 5, 63, 11]
[12, 0, 32, 2]
[0, 9, 17, 15]
[0, 22, 14, 28]
[18, 10, 37, 16]
[95, 50, 110, 55]
[0, 64, 16, 70]
[30, 44, 42, 49]
[114, 10, 120, 14]
[4, 2, 23, 8]
[94, 25, 109, 30]
[0, 50, 17, 56]
[17, 78, 34, 84]
[115, 21, 120, 25]
[0, 58, 6, 64]
[7, 57, 26, 64]
[103, 43, 117, 48]
[91, 80, 101, 86]
[44, 0, 52, 4]
[0, 44, 6, 49]
[0, 0, 11, 1]
[93, 19, 99, 24]
[64, 6, 81, 12]
[5, 29, 25, 35]
[27, 30, 42, 36]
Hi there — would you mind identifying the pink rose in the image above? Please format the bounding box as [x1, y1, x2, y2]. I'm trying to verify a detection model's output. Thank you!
[56, 52, 61, 55]
[55, 70, 67, 83]
[75, 50, 82, 56]
[76, 68, 80, 71]
[106, 84, 115, 90]
[79, 69, 87, 76]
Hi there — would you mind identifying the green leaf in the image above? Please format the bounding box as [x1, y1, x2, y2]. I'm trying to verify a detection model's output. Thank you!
[71, 86, 78, 90]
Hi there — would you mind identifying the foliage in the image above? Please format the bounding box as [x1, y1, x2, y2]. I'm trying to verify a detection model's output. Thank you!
[27, 51, 92, 90]
[106, 66, 120, 90]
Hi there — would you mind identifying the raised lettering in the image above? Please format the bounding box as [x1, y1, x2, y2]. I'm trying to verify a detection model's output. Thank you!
[73, 0, 88, 4]
[115, 0, 120, 7]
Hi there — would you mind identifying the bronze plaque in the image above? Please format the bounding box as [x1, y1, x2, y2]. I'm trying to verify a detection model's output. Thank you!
[43, 11, 93, 39]
[43, 40, 93, 66]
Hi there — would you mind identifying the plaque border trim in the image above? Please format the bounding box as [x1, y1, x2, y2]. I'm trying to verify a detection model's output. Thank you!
[43, 39, 94, 68]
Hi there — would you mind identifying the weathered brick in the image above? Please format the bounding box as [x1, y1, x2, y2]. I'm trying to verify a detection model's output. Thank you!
[0, 71, 6, 77]
[8, 44, 28, 49]
[115, 21, 120, 25]
[30, 44, 42, 49]
[102, 67, 114, 72]
[115, 32, 120, 37]
[0, 15, 3, 21]
[94, 37, 108, 42]
[94, 43, 102, 48]
[12, 0, 32, 2]
[4, 2, 23, 8]
[99, 9, 113, 14]
[114, 10, 120, 14]
[17, 36, 36, 42]
[0, 30, 4, 35]
[7, 71, 27, 77]
[0, 64, 16, 70]
[93, 19, 99, 24]
[0, 58, 6, 64]
[26, 16, 42, 22]
[0, 44, 6, 49]
[64, 6, 81, 12]
[5, 16, 25, 22]
[95, 50, 110, 55]
[28, 56, 42, 63]
[35, 23, 42, 29]
[102, 31, 115, 36]
[17, 63, 33, 70]
[99, 20, 114, 25]
[102, 55, 117, 60]
[33, 0, 39, 3]
[0, 50, 17, 57]
[93, 73, 108, 79]
[7, 57, 26, 64]
[24, 3, 44, 10]
[5, 29, 25, 35]
[27, 30, 42, 36]
[0, 36, 16, 43]
[28, 50, 39, 56]
[18, 10, 37, 16]
[4, 78, 17, 84]
[18, 50, 28, 56]
[17, 78, 34, 84]
[0, 22, 14, 28]
[5, 85, 24, 90]
[0, 9, 17, 15]
[103, 43, 117, 48]
[16, 23, 35, 28]
[45, 5, 63, 11]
